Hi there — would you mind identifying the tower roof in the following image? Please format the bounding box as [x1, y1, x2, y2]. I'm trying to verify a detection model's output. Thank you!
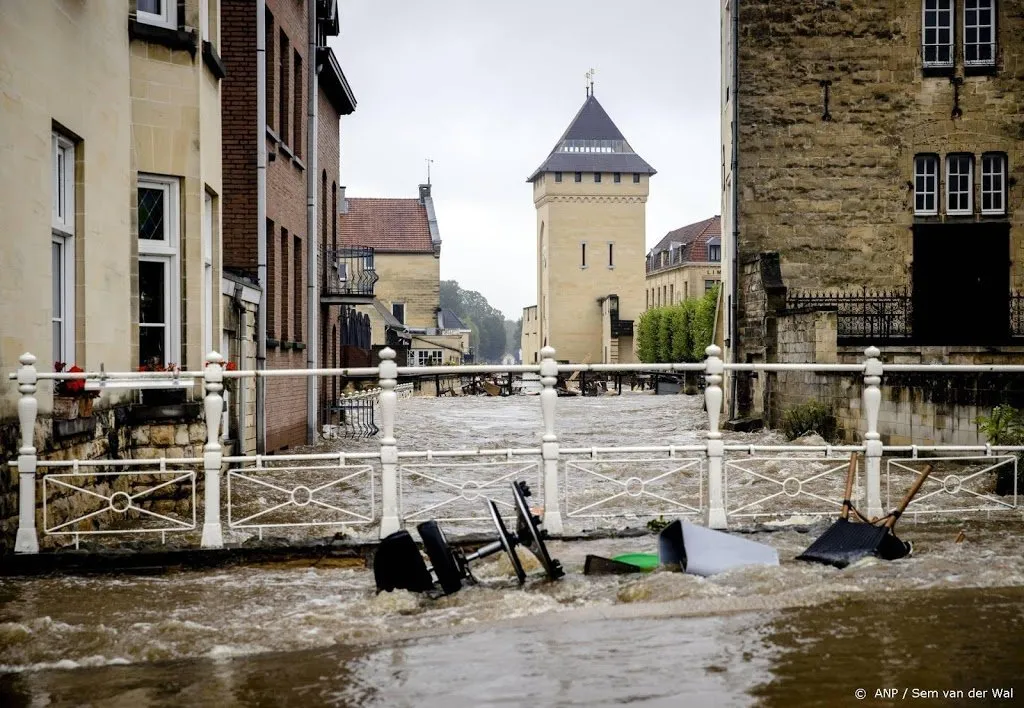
[527, 94, 656, 181]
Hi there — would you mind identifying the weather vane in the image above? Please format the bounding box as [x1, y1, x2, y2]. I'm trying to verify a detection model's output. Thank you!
[585, 68, 595, 97]
[425, 158, 434, 186]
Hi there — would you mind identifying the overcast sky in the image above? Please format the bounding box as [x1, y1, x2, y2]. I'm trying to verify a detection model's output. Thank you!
[330, 1, 721, 320]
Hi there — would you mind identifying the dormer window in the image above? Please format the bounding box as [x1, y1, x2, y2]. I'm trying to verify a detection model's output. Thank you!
[709, 244, 721, 262]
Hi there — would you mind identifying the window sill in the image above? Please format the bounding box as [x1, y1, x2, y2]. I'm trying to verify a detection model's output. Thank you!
[293, 155, 305, 172]
[293, 342, 307, 351]
[266, 126, 281, 145]
[202, 40, 226, 80]
[280, 143, 295, 160]
[921, 65, 955, 78]
[128, 18, 198, 57]
[266, 337, 280, 350]
[964, 64, 998, 78]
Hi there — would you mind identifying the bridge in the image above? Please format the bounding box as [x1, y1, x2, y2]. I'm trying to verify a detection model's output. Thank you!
[6, 346, 1020, 554]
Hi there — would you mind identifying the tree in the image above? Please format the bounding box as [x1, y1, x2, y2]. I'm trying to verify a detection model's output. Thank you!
[439, 280, 508, 363]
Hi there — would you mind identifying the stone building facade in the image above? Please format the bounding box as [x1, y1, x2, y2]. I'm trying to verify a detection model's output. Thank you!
[645, 216, 723, 310]
[722, 0, 1024, 419]
[520, 306, 541, 364]
[524, 90, 655, 366]
[0, 0, 227, 552]
[221, 0, 355, 452]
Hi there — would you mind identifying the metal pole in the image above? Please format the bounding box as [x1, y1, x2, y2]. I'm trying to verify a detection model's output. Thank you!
[305, 0, 319, 445]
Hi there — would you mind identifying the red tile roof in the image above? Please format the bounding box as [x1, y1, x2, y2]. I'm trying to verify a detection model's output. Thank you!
[339, 198, 434, 252]
[649, 215, 721, 263]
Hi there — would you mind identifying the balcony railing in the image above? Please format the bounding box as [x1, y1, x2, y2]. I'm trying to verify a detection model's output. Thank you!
[321, 246, 378, 300]
[786, 288, 914, 344]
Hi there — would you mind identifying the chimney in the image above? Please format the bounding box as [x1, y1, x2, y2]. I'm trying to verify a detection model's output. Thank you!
[337, 185, 348, 214]
[418, 183, 431, 204]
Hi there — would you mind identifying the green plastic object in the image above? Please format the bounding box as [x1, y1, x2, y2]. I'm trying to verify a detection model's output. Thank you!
[611, 553, 660, 570]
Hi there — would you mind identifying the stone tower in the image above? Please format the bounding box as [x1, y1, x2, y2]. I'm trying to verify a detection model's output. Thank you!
[526, 89, 656, 365]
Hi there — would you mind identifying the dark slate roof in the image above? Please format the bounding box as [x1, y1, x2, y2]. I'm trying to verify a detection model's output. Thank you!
[527, 94, 656, 181]
[648, 216, 721, 265]
[438, 308, 469, 330]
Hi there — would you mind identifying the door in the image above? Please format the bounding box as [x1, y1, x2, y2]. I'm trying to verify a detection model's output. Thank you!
[912, 223, 1009, 345]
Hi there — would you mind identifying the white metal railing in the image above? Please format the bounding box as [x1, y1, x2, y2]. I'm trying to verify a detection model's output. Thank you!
[226, 452, 376, 537]
[7, 345, 1024, 553]
[563, 449, 704, 520]
[40, 459, 197, 548]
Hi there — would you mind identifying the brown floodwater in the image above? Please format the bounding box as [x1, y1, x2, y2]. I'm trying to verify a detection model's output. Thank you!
[3, 393, 1022, 705]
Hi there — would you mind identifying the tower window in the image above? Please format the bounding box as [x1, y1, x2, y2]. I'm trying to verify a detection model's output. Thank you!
[581, 242, 587, 268]
[575, 172, 582, 183]
[981, 153, 1007, 215]
[922, 0, 954, 68]
[632, 173, 640, 183]
[594, 172, 602, 183]
[946, 154, 973, 215]
[555, 172, 562, 183]
[614, 172, 621, 183]
[914, 154, 939, 215]
[608, 243, 614, 268]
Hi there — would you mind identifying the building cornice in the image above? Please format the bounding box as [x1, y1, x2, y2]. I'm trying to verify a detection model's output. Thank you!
[534, 194, 648, 207]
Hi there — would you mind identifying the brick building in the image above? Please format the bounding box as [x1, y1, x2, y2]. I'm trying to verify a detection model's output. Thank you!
[221, 0, 356, 451]
[645, 216, 722, 310]
[722, 0, 1024, 419]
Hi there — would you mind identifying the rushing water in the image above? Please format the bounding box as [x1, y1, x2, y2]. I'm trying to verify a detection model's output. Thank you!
[2, 393, 1023, 705]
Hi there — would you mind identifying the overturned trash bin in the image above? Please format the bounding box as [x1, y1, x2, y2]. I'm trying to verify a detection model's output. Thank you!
[659, 519, 779, 576]
[584, 519, 779, 577]
[374, 480, 563, 596]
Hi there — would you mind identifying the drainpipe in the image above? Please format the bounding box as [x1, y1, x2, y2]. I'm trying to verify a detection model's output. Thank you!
[232, 286, 247, 456]
[256, 0, 268, 454]
[305, 4, 320, 445]
[728, 0, 740, 420]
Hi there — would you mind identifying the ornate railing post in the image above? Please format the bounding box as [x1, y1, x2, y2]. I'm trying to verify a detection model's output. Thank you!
[539, 346, 563, 534]
[705, 345, 727, 529]
[378, 347, 400, 537]
[15, 353, 40, 553]
[863, 345, 884, 519]
[201, 352, 225, 548]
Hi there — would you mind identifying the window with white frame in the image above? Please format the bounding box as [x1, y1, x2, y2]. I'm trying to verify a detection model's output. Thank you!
[946, 154, 974, 215]
[138, 175, 181, 367]
[922, 0, 954, 68]
[412, 349, 442, 367]
[914, 154, 939, 215]
[136, 0, 176, 29]
[52, 133, 76, 366]
[203, 191, 214, 358]
[981, 153, 1007, 215]
[964, 0, 996, 67]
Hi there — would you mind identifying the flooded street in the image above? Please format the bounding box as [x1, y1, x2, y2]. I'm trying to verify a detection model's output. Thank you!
[3, 393, 1023, 705]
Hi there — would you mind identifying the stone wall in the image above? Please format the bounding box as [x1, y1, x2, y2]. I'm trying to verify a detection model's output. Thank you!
[733, 0, 1024, 363]
[766, 310, 1024, 447]
[0, 401, 209, 554]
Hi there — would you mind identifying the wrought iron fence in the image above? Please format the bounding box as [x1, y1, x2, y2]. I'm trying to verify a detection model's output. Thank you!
[321, 246, 378, 298]
[1011, 292, 1024, 339]
[786, 287, 913, 343]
